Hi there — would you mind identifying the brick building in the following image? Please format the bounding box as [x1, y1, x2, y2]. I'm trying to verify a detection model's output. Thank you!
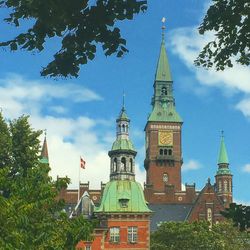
[41, 25, 234, 248]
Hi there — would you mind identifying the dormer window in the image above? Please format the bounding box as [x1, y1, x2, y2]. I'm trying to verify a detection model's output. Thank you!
[119, 198, 129, 208]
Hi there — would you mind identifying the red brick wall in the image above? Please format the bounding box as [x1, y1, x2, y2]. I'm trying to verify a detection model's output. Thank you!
[104, 215, 150, 250]
[145, 122, 182, 192]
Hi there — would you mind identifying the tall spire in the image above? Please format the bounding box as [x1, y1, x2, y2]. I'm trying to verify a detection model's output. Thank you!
[148, 19, 182, 123]
[40, 130, 49, 164]
[155, 17, 172, 82]
[218, 131, 229, 165]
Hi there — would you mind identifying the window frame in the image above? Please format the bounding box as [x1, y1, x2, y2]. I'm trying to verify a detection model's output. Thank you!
[110, 227, 120, 243]
[128, 226, 138, 244]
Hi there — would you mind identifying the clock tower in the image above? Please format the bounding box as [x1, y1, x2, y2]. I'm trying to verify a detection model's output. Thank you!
[144, 25, 183, 193]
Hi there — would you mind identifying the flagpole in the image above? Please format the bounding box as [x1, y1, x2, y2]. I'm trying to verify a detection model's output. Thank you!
[78, 156, 80, 202]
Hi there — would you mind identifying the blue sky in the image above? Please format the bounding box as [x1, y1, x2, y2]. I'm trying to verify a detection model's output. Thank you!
[0, 1, 249, 205]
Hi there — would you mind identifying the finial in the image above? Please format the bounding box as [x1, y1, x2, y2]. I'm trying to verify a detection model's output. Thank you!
[44, 129, 47, 138]
[207, 178, 211, 184]
[161, 17, 166, 42]
[122, 91, 125, 111]
[221, 130, 224, 138]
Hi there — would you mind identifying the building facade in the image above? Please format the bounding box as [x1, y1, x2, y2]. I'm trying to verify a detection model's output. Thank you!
[50, 26, 234, 243]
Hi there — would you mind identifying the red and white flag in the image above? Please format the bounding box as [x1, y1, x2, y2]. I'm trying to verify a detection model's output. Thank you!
[80, 157, 86, 169]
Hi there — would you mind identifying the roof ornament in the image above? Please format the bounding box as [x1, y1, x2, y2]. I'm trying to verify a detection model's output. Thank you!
[122, 91, 125, 111]
[161, 17, 166, 42]
[44, 128, 47, 138]
[221, 130, 224, 138]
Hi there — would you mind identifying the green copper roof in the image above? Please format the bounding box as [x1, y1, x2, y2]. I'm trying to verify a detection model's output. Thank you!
[155, 39, 172, 82]
[39, 157, 49, 164]
[148, 105, 182, 122]
[95, 180, 151, 213]
[117, 107, 129, 121]
[218, 136, 229, 165]
[216, 168, 231, 175]
[111, 138, 136, 151]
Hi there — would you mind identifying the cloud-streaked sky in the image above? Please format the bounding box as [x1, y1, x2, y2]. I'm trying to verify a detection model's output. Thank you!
[0, 0, 249, 205]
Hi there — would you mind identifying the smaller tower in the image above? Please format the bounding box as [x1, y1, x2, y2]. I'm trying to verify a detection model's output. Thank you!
[108, 103, 137, 181]
[40, 130, 49, 164]
[215, 132, 233, 207]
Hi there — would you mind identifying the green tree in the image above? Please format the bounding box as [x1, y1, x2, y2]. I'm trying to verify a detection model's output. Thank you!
[0, 113, 96, 249]
[151, 220, 250, 250]
[0, 0, 147, 78]
[195, 0, 250, 70]
[221, 203, 250, 231]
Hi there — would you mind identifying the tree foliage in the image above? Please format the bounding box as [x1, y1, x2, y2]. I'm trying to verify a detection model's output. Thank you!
[0, 0, 147, 78]
[151, 221, 250, 250]
[195, 0, 250, 70]
[0, 113, 96, 249]
[221, 202, 250, 231]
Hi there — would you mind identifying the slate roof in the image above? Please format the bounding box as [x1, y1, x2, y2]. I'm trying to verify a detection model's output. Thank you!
[148, 204, 193, 231]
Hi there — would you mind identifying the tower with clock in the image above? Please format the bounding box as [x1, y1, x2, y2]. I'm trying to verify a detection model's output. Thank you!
[144, 24, 183, 195]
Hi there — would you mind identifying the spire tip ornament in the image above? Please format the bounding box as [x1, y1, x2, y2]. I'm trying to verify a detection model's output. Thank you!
[122, 91, 125, 110]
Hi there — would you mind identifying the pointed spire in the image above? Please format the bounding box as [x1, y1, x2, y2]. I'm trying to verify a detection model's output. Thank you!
[155, 17, 172, 82]
[148, 20, 182, 123]
[40, 130, 49, 164]
[117, 92, 129, 122]
[218, 131, 229, 165]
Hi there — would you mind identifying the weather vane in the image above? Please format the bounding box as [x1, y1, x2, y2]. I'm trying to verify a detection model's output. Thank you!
[162, 17, 166, 29]
[161, 17, 166, 40]
[221, 130, 224, 137]
[122, 91, 125, 109]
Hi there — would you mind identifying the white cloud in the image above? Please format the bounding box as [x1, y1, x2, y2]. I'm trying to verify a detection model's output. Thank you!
[182, 159, 202, 171]
[242, 163, 250, 173]
[233, 199, 250, 206]
[49, 106, 68, 114]
[235, 99, 250, 118]
[0, 73, 102, 118]
[0, 73, 146, 189]
[169, 27, 250, 118]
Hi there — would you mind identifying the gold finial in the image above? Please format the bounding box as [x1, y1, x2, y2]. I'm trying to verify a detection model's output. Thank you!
[161, 17, 166, 41]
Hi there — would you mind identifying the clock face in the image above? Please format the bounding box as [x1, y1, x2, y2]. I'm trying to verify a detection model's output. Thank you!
[158, 131, 173, 146]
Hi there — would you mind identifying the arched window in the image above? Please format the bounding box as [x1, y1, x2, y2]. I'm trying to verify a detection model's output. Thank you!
[161, 87, 167, 95]
[168, 149, 172, 155]
[160, 149, 163, 155]
[207, 208, 212, 227]
[224, 180, 228, 192]
[164, 149, 168, 155]
[130, 158, 133, 172]
[113, 158, 117, 172]
[122, 124, 125, 133]
[163, 173, 168, 183]
[121, 157, 126, 171]
[218, 180, 222, 192]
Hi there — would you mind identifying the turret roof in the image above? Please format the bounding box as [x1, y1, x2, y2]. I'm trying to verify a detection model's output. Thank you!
[95, 180, 151, 213]
[218, 134, 229, 165]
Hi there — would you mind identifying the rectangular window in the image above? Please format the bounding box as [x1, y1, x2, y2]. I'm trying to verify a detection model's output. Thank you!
[110, 227, 120, 243]
[85, 246, 91, 250]
[128, 226, 138, 243]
